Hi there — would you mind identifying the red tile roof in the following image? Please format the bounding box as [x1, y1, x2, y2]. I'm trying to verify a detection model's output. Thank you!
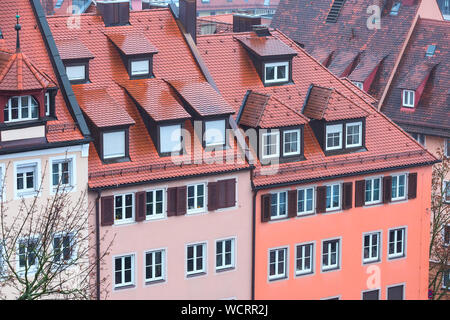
[271, 0, 420, 100]
[327, 49, 359, 77]
[0, 0, 84, 145]
[197, 0, 279, 11]
[48, 8, 249, 188]
[237, 34, 297, 57]
[197, 29, 436, 187]
[106, 32, 158, 56]
[348, 53, 386, 83]
[55, 38, 94, 60]
[381, 18, 450, 138]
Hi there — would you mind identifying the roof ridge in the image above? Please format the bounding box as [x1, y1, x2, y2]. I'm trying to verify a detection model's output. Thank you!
[269, 94, 310, 122]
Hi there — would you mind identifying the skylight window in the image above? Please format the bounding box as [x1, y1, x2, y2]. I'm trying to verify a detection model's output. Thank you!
[390, 2, 401, 16]
[425, 45, 436, 57]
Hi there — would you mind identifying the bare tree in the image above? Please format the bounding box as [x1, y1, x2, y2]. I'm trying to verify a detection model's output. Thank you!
[428, 149, 449, 300]
[0, 159, 112, 300]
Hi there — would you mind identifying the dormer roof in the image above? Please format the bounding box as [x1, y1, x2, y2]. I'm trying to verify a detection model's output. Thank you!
[236, 34, 298, 58]
[396, 62, 436, 90]
[106, 31, 158, 56]
[327, 49, 359, 78]
[55, 38, 94, 61]
[349, 53, 387, 83]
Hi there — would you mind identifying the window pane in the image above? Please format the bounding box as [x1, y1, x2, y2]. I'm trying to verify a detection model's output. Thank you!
[66, 65, 86, 81]
[103, 131, 125, 159]
[205, 119, 226, 146]
[131, 60, 149, 75]
[160, 125, 182, 153]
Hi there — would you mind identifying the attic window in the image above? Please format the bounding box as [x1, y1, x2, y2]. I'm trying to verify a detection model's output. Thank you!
[264, 62, 289, 84]
[353, 81, 364, 90]
[204, 119, 226, 147]
[66, 64, 88, 83]
[325, 124, 343, 151]
[131, 59, 150, 77]
[426, 45, 436, 57]
[4, 96, 39, 123]
[103, 130, 126, 160]
[159, 124, 182, 154]
[390, 2, 401, 16]
[262, 131, 280, 159]
[402, 90, 415, 108]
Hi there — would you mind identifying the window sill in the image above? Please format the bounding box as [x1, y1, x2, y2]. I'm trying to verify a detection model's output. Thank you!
[296, 212, 315, 218]
[145, 215, 166, 222]
[363, 259, 381, 265]
[387, 254, 405, 261]
[268, 275, 288, 282]
[321, 267, 340, 273]
[269, 215, 289, 222]
[295, 271, 313, 277]
[16, 191, 39, 198]
[113, 220, 135, 227]
[186, 271, 207, 279]
[113, 284, 135, 291]
[216, 266, 235, 273]
[145, 279, 166, 286]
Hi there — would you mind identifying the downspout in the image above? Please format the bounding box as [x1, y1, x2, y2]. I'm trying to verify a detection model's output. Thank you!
[95, 191, 101, 300]
[251, 173, 257, 300]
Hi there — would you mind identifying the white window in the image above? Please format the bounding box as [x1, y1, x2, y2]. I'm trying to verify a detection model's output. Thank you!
[4, 96, 39, 122]
[391, 174, 406, 201]
[114, 254, 134, 288]
[365, 177, 381, 205]
[66, 65, 86, 81]
[18, 237, 39, 272]
[16, 163, 38, 195]
[297, 187, 314, 215]
[264, 62, 289, 84]
[51, 159, 73, 188]
[353, 81, 364, 90]
[45, 92, 50, 116]
[325, 124, 343, 151]
[145, 249, 165, 282]
[187, 183, 205, 214]
[388, 228, 406, 259]
[146, 189, 164, 219]
[262, 131, 280, 159]
[268, 247, 287, 280]
[363, 232, 380, 263]
[160, 124, 182, 154]
[409, 132, 426, 146]
[326, 184, 341, 211]
[186, 243, 206, 276]
[103, 131, 126, 159]
[216, 238, 235, 270]
[346, 122, 362, 148]
[283, 129, 301, 156]
[295, 242, 314, 275]
[402, 90, 415, 108]
[322, 239, 340, 271]
[53, 233, 74, 264]
[444, 181, 450, 204]
[270, 191, 287, 219]
[443, 270, 450, 289]
[204, 119, 226, 147]
[131, 60, 150, 76]
[114, 193, 134, 224]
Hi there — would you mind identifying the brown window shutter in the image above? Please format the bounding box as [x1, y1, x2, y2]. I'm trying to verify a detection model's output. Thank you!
[217, 180, 227, 209]
[208, 182, 218, 211]
[100, 196, 114, 226]
[176, 186, 187, 216]
[288, 190, 297, 218]
[224, 178, 236, 208]
[408, 173, 417, 199]
[135, 191, 146, 222]
[316, 186, 326, 213]
[355, 180, 365, 207]
[342, 182, 353, 210]
[383, 176, 392, 203]
[167, 187, 178, 217]
[261, 194, 271, 222]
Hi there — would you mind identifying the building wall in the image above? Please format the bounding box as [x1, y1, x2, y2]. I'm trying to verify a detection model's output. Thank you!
[254, 166, 432, 300]
[93, 170, 253, 300]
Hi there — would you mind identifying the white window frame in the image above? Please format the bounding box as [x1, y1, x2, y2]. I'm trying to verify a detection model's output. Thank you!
[187, 183, 206, 214]
[103, 131, 126, 160]
[353, 81, 364, 90]
[113, 254, 135, 288]
[321, 238, 340, 272]
[45, 92, 50, 116]
[297, 186, 315, 216]
[215, 238, 236, 271]
[391, 174, 407, 201]
[14, 160, 40, 198]
[345, 121, 362, 148]
[283, 129, 301, 156]
[444, 181, 450, 204]
[50, 156, 75, 192]
[325, 124, 343, 151]
[388, 227, 406, 259]
[326, 183, 341, 211]
[204, 119, 226, 147]
[131, 59, 150, 76]
[364, 177, 382, 205]
[362, 231, 381, 264]
[186, 242, 207, 276]
[114, 193, 135, 225]
[17, 236, 40, 274]
[66, 65, 86, 81]
[264, 61, 289, 84]
[144, 248, 166, 283]
[268, 246, 288, 281]
[402, 90, 415, 108]
[262, 131, 280, 159]
[270, 191, 288, 219]
[4, 95, 39, 123]
[159, 124, 182, 154]
[295, 242, 314, 276]
[145, 188, 165, 220]
[52, 232, 75, 265]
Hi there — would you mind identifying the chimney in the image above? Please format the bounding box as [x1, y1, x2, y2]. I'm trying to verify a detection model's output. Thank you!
[233, 14, 262, 33]
[96, 0, 130, 27]
[179, 0, 197, 44]
[252, 25, 271, 37]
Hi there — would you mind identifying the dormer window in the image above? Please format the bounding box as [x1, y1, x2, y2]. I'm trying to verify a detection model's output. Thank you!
[353, 81, 364, 90]
[159, 124, 182, 155]
[45, 92, 50, 116]
[283, 129, 301, 156]
[103, 130, 126, 160]
[264, 62, 289, 84]
[325, 124, 343, 151]
[131, 59, 150, 77]
[262, 131, 280, 159]
[345, 121, 362, 148]
[390, 2, 401, 16]
[402, 90, 415, 108]
[66, 63, 88, 84]
[204, 119, 226, 147]
[4, 96, 38, 123]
